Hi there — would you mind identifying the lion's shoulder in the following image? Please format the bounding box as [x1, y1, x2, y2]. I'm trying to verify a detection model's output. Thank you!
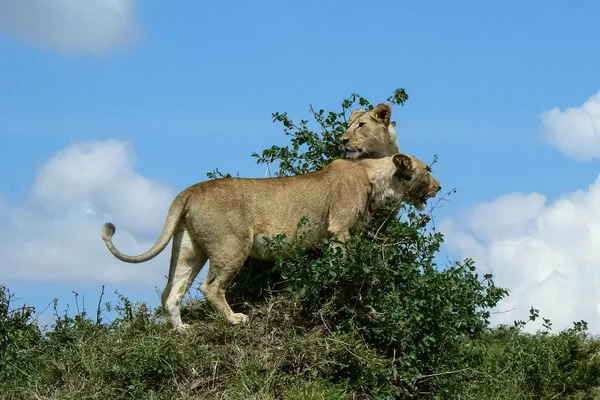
[324, 158, 370, 178]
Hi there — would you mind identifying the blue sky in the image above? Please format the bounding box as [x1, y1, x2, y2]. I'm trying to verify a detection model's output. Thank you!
[1, 0, 600, 332]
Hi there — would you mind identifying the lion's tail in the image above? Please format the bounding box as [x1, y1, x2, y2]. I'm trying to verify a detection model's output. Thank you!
[101, 195, 186, 264]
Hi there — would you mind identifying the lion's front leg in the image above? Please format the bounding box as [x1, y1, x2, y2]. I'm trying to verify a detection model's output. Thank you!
[327, 229, 350, 258]
[327, 189, 365, 258]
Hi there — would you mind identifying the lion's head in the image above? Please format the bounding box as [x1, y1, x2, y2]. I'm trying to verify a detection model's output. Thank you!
[340, 103, 400, 159]
[391, 154, 441, 211]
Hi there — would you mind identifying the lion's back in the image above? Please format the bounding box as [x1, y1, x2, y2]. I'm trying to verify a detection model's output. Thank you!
[180, 159, 371, 244]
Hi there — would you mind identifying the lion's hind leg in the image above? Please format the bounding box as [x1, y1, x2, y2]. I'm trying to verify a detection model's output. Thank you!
[200, 238, 251, 325]
[161, 227, 207, 330]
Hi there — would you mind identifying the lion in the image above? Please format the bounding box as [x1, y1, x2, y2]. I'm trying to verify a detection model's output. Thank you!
[101, 153, 441, 330]
[340, 103, 400, 159]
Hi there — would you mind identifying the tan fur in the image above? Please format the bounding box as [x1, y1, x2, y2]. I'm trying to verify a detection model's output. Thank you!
[101, 154, 441, 329]
[340, 103, 400, 159]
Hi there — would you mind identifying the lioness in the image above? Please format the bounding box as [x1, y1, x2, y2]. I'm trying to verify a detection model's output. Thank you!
[101, 154, 441, 329]
[340, 103, 400, 159]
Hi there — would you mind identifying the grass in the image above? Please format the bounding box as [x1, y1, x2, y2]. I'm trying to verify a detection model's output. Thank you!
[2, 286, 600, 400]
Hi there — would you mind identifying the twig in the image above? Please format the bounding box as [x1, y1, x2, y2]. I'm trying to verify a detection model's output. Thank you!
[159, 356, 184, 397]
[490, 308, 516, 315]
[96, 285, 105, 326]
[71, 291, 80, 316]
[414, 367, 471, 382]
[320, 312, 332, 334]
[31, 299, 55, 327]
[309, 105, 330, 135]
[211, 361, 219, 390]
[549, 387, 565, 400]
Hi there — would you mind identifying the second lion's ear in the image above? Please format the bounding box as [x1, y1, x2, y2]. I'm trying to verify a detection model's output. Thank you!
[349, 109, 364, 123]
[393, 154, 413, 174]
[370, 103, 391, 127]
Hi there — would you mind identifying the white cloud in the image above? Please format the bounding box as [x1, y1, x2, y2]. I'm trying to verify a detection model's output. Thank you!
[542, 90, 600, 161]
[0, 0, 138, 55]
[0, 140, 175, 286]
[441, 180, 600, 334]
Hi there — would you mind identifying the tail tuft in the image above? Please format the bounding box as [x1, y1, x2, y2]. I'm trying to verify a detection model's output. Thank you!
[101, 222, 116, 242]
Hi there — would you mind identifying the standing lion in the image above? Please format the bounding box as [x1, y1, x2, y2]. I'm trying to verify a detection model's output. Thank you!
[101, 154, 441, 329]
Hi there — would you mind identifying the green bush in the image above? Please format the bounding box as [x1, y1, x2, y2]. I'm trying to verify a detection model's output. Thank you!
[0, 286, 44, 384]
[225, 89, 508, 396]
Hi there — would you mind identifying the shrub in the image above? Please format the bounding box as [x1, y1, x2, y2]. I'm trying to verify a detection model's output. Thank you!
[224, 89, 510, 396]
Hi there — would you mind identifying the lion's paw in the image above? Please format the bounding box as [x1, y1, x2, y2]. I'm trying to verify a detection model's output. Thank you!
[228, 313, 249, 325]
[172, 322, 191, 332]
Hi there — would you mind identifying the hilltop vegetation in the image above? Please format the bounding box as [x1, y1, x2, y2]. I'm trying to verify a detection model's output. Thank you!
[1, 90, 599, 399]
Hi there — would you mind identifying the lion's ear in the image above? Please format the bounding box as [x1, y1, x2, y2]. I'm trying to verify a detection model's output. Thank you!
[370, 103, 391, 127]
[393, 154, 412, 174]
[349, 109, 364, 123]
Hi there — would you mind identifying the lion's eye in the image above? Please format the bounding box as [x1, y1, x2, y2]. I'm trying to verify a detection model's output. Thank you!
[358, 122, 366, 128]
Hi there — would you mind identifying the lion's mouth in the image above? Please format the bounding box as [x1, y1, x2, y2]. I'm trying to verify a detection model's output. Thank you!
[417, 192, 438, 210]
[414, 195, 428, 211]
[340, 144, 363, 158]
